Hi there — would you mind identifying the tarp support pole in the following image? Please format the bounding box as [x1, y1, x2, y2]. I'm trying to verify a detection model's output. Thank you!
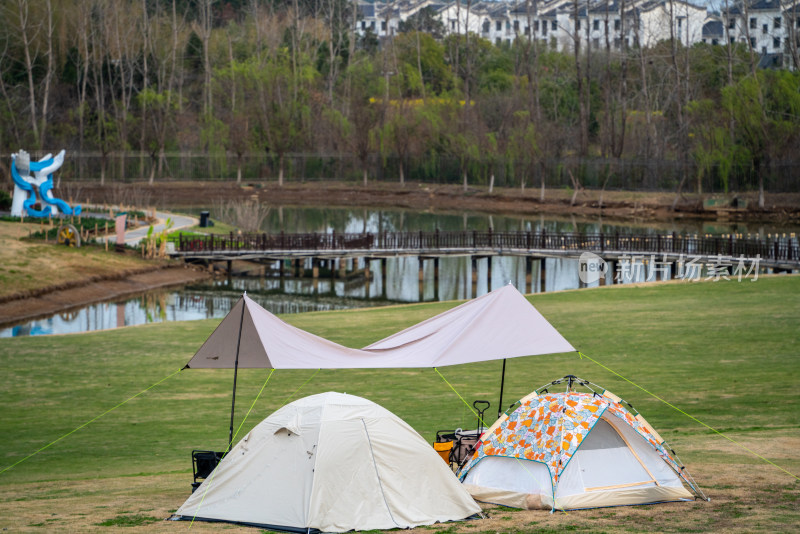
[229, 296, 247, 450]
[498, 358, 507, 419]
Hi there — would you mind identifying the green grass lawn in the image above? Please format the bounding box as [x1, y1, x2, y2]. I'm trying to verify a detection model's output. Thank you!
[0, 276, 798, 532]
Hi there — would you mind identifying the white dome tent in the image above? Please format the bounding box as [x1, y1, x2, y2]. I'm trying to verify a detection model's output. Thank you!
[172, 392, 481, 532]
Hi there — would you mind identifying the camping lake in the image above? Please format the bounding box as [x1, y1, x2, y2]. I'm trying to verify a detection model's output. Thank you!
[2, 206, 797, 338]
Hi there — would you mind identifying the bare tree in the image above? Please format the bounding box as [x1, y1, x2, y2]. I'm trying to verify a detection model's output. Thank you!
[217, 30, 250, 183]
[106, 1, 139, 180]
[0, 24, 22, 146]
[198, 0, 214, 117]
[784, 0, 800, 69]
[669, 0, 691, 210]
[320, 0, 351, 105]
[600, 0, 628, 161]
[72, 0, 94, 177]
[632, 7, 656, 166]
[140, 0, 185, 183]
[87, 5, 113, 185]
[39, 0, 53, 146]
[8, 0, 55, 148]
[572, 0, 589, 156]
[523, 0, 542, 124]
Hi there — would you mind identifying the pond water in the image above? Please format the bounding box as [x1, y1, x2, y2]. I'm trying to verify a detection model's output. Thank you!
[2, 206, 795, 338]
[204, 204, 800, 237]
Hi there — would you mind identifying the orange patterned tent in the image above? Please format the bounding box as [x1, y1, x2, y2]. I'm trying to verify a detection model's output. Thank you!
[458, 376, 705, 511]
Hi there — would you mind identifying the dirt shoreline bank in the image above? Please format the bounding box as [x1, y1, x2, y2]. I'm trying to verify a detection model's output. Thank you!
[0, 263, 210, 328]
[76, 181, 800, 225]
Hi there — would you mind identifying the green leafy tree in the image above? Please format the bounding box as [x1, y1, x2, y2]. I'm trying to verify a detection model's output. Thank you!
[687, 99, 737, 194]
[238, 48, 317, 186]
[381, 100, 431, 185]
[214, 45, 254, 183]
[437, 100, 483, 191]
[393, 32, 453, 97]
[505, 110, 539, 192]
[331, 58, 381, 186]
[721, 71, 800, 207]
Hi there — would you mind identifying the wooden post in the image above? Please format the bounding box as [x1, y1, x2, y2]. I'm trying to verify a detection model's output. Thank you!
[434, 257, 440, 301]
[487, 256, 493, 292]
[381, 257, 387, 299]
[364, 258, 371, 297]
[104, 222, 108, 251]
[363, 258, 372, 280]
[418, 257, 425, 302]
[471, 256, 478, 298]
[540, 257, 547, 293]
[525, 257, 533, 293]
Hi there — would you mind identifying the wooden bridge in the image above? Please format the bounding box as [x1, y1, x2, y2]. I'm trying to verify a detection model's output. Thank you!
[173, 230, 799, 268]
[170, 230, 798, 298]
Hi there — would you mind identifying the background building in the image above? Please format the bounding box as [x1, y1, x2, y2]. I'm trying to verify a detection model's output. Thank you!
[356, 0, 800, 69]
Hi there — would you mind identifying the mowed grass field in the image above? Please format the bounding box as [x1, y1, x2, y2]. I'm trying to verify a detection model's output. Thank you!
[0, 276, 798, 533]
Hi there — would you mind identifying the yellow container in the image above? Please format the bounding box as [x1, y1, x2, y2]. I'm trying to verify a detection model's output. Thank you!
[433, 441, 454, 464]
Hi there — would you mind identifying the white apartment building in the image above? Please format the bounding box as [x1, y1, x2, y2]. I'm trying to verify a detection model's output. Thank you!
[634, 0, 707, 47]
[355, 0, 798, 67]
[720, 0, 800, 67]
[357, 0, 444, 36]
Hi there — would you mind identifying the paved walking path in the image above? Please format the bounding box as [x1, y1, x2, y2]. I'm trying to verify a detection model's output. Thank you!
[102, 211, 198, 247]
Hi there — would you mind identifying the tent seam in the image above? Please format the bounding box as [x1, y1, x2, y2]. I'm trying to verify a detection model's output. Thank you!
[360, 418, 402, 529]
[305, 398, 327, 529]
[558, 404, 609, 480]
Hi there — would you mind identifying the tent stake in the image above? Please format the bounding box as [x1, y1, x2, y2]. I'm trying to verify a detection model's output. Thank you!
[498, 359, 507, 419]
[229, 295, 247, 450]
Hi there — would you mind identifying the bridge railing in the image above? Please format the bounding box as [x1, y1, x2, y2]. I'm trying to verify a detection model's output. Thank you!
[176, 231, 799, 262]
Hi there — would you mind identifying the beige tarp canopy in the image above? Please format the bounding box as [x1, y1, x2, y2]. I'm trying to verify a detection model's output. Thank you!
[184, 284, 576, 370]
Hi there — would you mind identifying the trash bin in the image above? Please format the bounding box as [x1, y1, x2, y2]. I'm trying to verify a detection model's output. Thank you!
[199, 211, 210, 228]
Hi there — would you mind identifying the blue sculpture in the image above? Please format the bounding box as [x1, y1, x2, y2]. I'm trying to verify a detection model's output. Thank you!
[10, 149, 81, 218]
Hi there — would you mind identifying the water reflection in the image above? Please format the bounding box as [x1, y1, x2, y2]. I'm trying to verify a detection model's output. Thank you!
[0, 289, 376, 338]
[246, 206, 799, 237]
